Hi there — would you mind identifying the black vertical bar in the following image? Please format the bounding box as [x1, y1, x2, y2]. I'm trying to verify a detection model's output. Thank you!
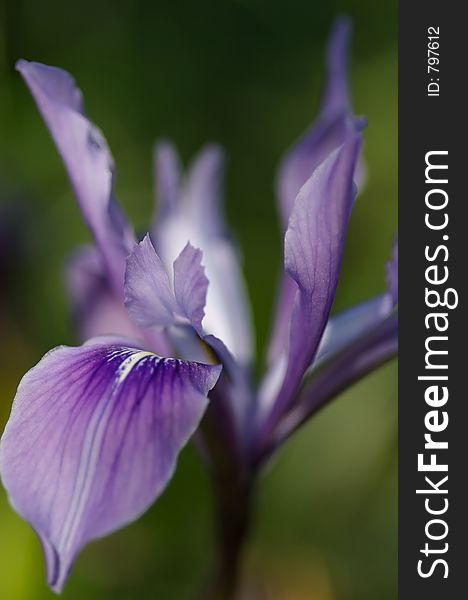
[399, 2, 468, 597]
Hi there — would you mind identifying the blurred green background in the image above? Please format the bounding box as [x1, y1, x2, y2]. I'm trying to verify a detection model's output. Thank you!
[0, 0, 397, 598]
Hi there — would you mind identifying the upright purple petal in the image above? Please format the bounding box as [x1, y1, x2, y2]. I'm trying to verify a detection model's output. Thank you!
[124, 235, 208, 334]
[152, 144, 254, 364]
[275, 18, 354, 229]
[261, 131, 361, 433]
[322, 17, 352, 117]
[268, 19, 362, 368]
[16, 60, 134, 293]
[173, 243, 208, 334]
[0, 338, 221, 592]
[184, 145, 226, 238]
[124, 235, 178, 329]
[153, 140, 182, 220]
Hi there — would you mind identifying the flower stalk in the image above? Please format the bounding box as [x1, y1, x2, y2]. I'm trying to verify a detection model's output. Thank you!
[207, 469, 254, 600]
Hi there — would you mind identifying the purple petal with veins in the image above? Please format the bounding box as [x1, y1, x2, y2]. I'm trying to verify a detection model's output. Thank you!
[261, 130, 361, 433]
[0, 338, 220, 593]
[268, 18, 364, 366]
[16, 60, 134, 294]
[275, 17, 355, 230]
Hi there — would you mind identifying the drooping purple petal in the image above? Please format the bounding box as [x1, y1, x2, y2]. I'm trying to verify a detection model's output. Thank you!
[261, 130, 361, 434]
[152, 144, 254, 364]
[0, 338, 221, 592]
[16, 60, 134, 293]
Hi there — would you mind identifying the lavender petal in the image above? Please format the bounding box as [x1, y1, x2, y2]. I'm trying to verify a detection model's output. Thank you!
[16, 60, 134, 293]
[152, 144, 254, 364]
[262, 130, 361, 433]
[0, 338, 220, 592]
[66, 246, 143, 340]
[124, 234, 179, 329]
[275, 17, 354, 229]
[268, 18, 362, 367]
[124, 234, 209, 335]
[173, 243, 209, 334]
[314, 293, 393, 368]
[153, 140, 182, 221]
[260, 315, 397, 464]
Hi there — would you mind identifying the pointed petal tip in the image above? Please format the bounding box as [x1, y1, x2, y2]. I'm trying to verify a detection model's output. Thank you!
[129, 233, 157, 259]
[15, 58, 29, 73]
[327, 16, 352, 59]
[154, 138, 176, 152]
[205, 362, 223, 391]
[190, 143, 225, 175]
[139, 232, 153, 248]
[332, 15, 352, 35]
[40, 535, 68, 594]
[15, 59, 80, 103]
[354, 115, 368, 131]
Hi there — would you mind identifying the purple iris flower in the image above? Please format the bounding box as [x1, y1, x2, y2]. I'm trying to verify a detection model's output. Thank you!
[0, 18, 397, 595]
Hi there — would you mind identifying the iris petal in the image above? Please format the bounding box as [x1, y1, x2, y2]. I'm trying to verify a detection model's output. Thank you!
[314, 240, 398, 369]
[124, 235, 178, 329]
[0, 338, 220, 592]
[16, 60, 134, 293]
[173, 243, 209, 334]
[153, 140, 182, 220]
[258, 315, 397, 463]
[314, 293, 393, 367]
[268, 18, 363, 367]
[124, 235, 208, 335]
[152, 144, 254, 364]
[66, 245, 143, 340]
[275, 17, 354, 230]
[262, 130, 361, 431]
